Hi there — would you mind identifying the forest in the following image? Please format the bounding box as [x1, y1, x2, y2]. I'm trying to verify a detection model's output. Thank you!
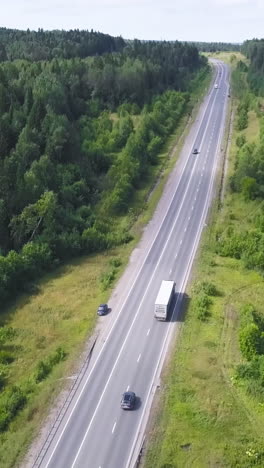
[0, 27, 125, 61]
[0, 30, 207, 306]
[213, 43, 264, 403]
[217, 40, 264, 271]
[193, 41, 241, 52]
[242, 39, 264, 95]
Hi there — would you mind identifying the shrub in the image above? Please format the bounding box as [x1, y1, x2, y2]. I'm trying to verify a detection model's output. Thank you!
[196, 292, 212, 309]
[5, 386, 27, 418]
[194, 281, 218, 296]
[107, 230, 133, 246]
[0, 411, 9, 432]
[241, 176, 258, 200]
[0, 365, 8, 390]
[49, 347, 67, 366]
[239, 323, 262, 361]
[236, 360, 261, 381]
[35, 361, 50, 383]
[246, 379, 264, 399]
[0, 327, 16, 344]
[35, 347, 67, 383]
[108, 176, 134, 214]
[193, 291, 212, 321]
[55, 231, 83, 259]
[0, 242, 53, 308]
[237, 60, 248, 72]
[236, 134, 246, 148]
[235, 356, 264, 401]
[197, 307, 210, 321]
[81, 227, 108, 253]
[0, 351, 14, 365]
[0, 386, 27, 432]
[147, 136, 163, 164]
[21, 241, 53, 278]
[237, 109, 248, 130]
[109, 257, 122, 268]
[100, 257, 122, 291]
[215, 231, 244, 259]
[100, 268, 117, 291]
[240, 304, 257, 328]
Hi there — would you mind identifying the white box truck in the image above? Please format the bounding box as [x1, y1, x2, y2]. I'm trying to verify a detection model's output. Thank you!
[154, 280, 175, 320]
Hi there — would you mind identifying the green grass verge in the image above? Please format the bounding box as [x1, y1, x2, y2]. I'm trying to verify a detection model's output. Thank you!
[206, 51, 246, 65]
[0, 70, 212, 468]
[0, 247, 130, 467]
[144, 239, 264, 467]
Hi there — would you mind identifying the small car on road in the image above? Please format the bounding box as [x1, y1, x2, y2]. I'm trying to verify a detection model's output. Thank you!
[192, 148, 199, 154]
[121, 391, 136, 410]
[97, 303, 108, 316]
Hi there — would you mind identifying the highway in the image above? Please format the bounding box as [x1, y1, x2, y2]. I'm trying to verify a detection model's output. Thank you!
[32, 60, 229, 468]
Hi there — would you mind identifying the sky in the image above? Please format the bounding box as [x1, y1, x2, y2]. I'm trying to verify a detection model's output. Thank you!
[1, 0, 264, 43]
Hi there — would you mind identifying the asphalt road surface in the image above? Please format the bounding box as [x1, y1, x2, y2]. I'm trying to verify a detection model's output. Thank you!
[33, 60, 229, 468]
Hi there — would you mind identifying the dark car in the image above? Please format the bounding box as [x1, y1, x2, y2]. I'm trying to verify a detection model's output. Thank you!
[121, 391, 136, 410]
[192, 148, 199, 154]
[97, 303, 108, 316]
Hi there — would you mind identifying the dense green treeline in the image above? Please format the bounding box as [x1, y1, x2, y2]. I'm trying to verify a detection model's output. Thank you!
[0, 27, 125, 61]
[193, 41, 241, 52]
[0, 38, 207, 306]
[217, 62, 264, 271]
[242, 39, 264, 95]
[214, 55, 264, 404]
[235, 303, 264, 399]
